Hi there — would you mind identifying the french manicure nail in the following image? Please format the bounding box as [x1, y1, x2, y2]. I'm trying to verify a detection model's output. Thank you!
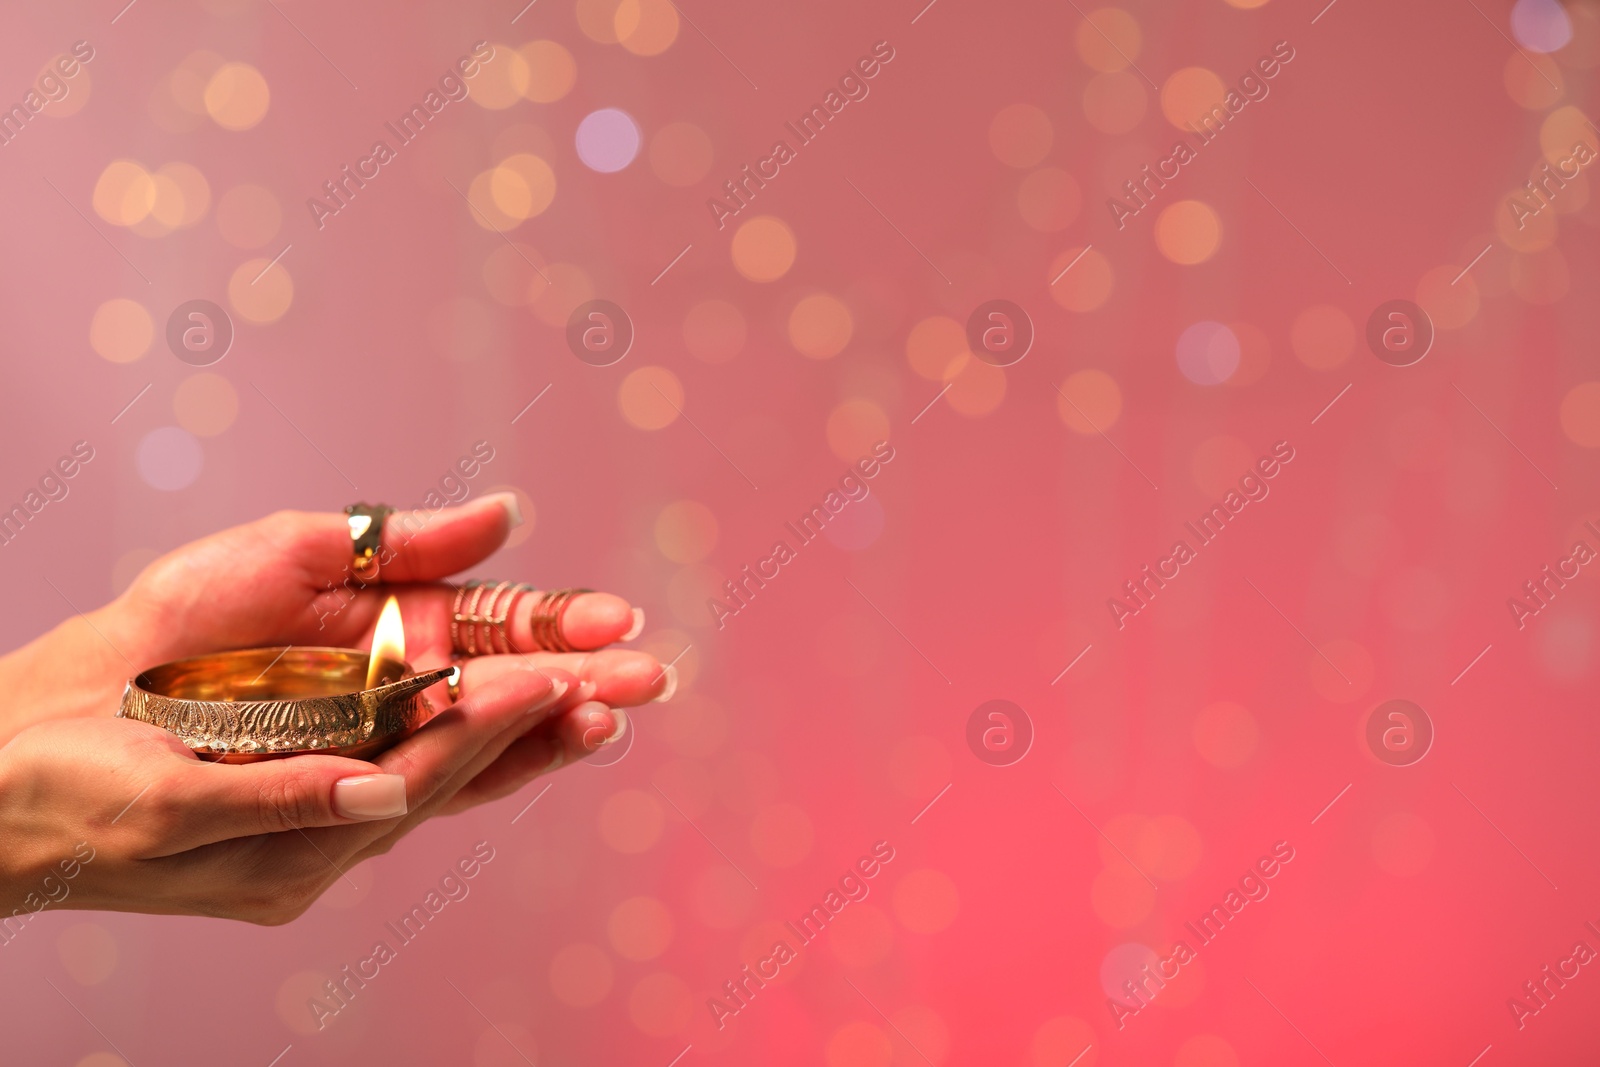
[621, 607, 645, 641]
[576, 680, 597, 703]
[481, 490, 524, 528]
[531, 677, 569, 713]
[604, 707, 628, 743]
[652, 664, 678, 703]
[333, 774, 407, 820]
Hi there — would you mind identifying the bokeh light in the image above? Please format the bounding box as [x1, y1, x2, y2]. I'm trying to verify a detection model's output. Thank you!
[136, 427, 203, 491]
[1289, 304, 1355, 369]
[988, 103, 1053, 168]
[683, 298, 746, 362]
[228, 258, 294, 324]
[1155, 199, 1221, 264]
[650, 121, 713, 186]
[520, 40, 577, 102]
[1017, 167, 1082, 231]
[618, 366, 684, 431]
[1160, 67, 1226, 129]
[607, 897, 674, 960]
[730, 215, 796, 282]
[576, 108, 642, 172]
[1056, 369, 1122, 432]
[826, 398, 891, 462]
[1560, 381, 1600, 446]
[173, 373, 239, 437]
[1511, 0, 1574, 52]
[548, 943, 614, 1006]
[93, 160, 156, 226]
[1082, 71, 1147, 133]
[469, 44, 530, 108]
[654, 500, 719, 563]
[891, 868, 959, 933]
[1176, 321, 1240, 385]
[616, 0, 680, 55]
[1048, 247, 1114, 311]
[788, 292, 854, 359]
[203, 62, 269, 130]
[598, 789, 664, 851]
[1075, 8, 1142, 72]
[89, 298, 153, 363]
[216, 183, 281, 248]
[1415, 265, 1480, 328]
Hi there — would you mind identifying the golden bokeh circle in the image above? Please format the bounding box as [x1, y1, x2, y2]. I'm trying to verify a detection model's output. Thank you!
[654, 500, 719, 563]
[1154, 199, 1221, 263]
[203, 62, 269, 130]
[1075, 8, 1142, 72]
[490, 153, 558, 221]
[730, 215, 796, 282]
[1083, 71, 1147, 133]
[1160, 66, 1226, 129]
[618, 366, 684, 431]
[1415, 265, 1480, 329]
[93, 160, 156, 226]
[905, 315, 969, 382]
[650, 122, 713, 186]
[90, 298, 153, 363]
[520, 40, 577, 102]
[1559, 381, 1600, 447]
[1289, 304, 1354, 369]
[1056, 369, 1122, 432]
[173, 373, 239, 437]
[470, 44, 530, 109]
[616, 0, 680, 55]
[988, 103, 1054, 168]
[826, 398, 890, 462]
[788, 292, 854, 359]
[228, 258, 294, 325]
[1048, 247, 1114, 311]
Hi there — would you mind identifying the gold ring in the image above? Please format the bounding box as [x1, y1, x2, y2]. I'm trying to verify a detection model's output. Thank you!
[450, 582, 590, 655]
[345, 503, 393, 582]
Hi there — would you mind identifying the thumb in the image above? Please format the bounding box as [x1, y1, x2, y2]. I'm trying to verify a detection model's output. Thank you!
[154, 754, 409, 854]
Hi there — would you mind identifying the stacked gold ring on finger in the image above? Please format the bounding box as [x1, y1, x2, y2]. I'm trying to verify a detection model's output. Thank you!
[450, 581, 592, 656]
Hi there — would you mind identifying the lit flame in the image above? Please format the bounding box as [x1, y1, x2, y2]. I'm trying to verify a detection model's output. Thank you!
[366, 595, 406, 689]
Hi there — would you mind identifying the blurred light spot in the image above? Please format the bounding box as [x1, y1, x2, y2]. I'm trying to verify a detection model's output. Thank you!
[905, 315, 969, 381]
[481, 242, 549, 306]
[90, 298, 152, 363]
[577, 0, 625, 43]
[576, 108, 641, 172]
[1541, 105, 1598, 167]
[789, 292, 853, 359]
[1289, 304, 1354, 369]
[891, 868, 959, 933]
[111, 547, 158, 596]
[1076, 8, 1142, 72]
[650, 121, 713, 186]
[1415, 265, 1479, 329]
[749, 803, 813, 867]
[216, 184, 281, 248]
[1155, 199, 1221, 264]
[1100, 942, 1159, 1003]
[57, 923, 117, 985]
[608, 897, 674, 961]
[276, 971, 332, 1034]
[1090, 865, 1155, 927]
[826, 398, 890, 463]
[1031, 1017, 1098, 1067]
[137, 427, 203, 491]
[1560, 381, 1600, 446]
[490, 153, 557, 220]
[1193, 701, 1258, 769]
[41, 57, 91, 119]
[1512, 0, 1574, 51]
[616, 0, 680, 55]
[598, 789, 663, 852]
[1160, 67, 1226, 129]
[520, 39, 577, 102]
[826, 1021, 893, 1067]
[730, 215, 796, 282]
[1083, 71, 1147, 133]
[173, 372, 238, 436]
[944, 357, 1007, 417]
[655, 500, 719, 564]
[618, 366, 683, 431]
[548, 943, 614, 1006]
[1371, 811, 1435, 876]
[1056, 369, 1121, 432]
[1176, 321, 1240, 384]
[1176, 1034, 1241, 1067]
[1048, 246, 1113, 311]
[529, 262, 595, 326]
[470, 44, 530, 109]
[1018, 167, 1082, 231]
[1511, 247, 1570, 303]
[1503, 51, 1563, 108]
[1228, 320, 1271, 386]
[628, 972, 694, 1037]
[1497, 183, 1558, 251]
[93, 160, 156, 226]
[203, 62, 269, 130]
[683, 298, 745, 362]
[228, 258, 293, 324]
[989, 103, 1053, 168]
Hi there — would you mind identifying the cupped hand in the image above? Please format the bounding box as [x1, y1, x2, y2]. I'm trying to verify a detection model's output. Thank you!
[0, 663, 614, 923]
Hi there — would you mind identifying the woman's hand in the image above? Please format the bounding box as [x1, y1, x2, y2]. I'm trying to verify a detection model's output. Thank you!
[0, 662, 601, 924]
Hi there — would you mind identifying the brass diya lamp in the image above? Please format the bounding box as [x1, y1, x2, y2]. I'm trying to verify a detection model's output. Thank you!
[118, 596, 455, 763]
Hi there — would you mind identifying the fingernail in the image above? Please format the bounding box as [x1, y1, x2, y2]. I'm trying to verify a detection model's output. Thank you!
[652, 664, 678, 704]
[530, 677, 569, 713]
[576, 680, 597, 703]
[604, 707, 629, 743]
[621, 608, 645, 642]
[481, 491, 523, 528]
[333, 774, 407, 820]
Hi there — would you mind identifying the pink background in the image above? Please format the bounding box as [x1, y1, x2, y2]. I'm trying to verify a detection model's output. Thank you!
[2, 0, 1599, 1063]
